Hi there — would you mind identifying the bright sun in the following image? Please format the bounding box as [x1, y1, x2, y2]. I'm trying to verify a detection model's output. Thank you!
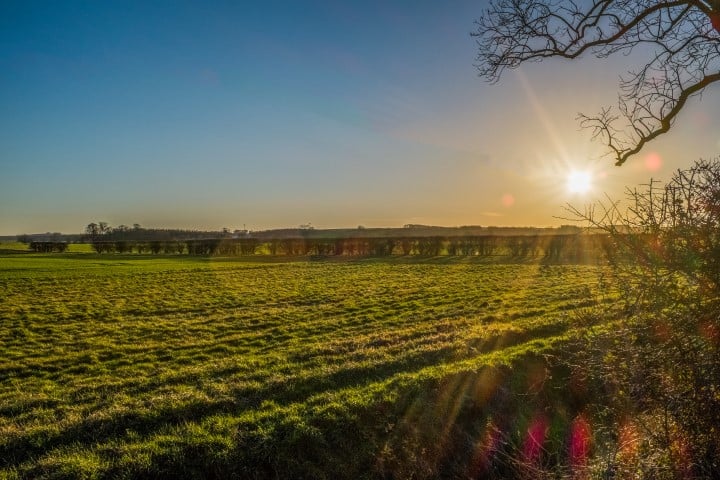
[566, 170, 592, 194]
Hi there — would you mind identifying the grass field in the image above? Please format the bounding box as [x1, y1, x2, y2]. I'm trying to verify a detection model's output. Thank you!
[0, 253, 615, 479]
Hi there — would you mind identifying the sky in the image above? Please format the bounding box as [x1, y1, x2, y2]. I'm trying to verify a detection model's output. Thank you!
[2, 1, 719, 235]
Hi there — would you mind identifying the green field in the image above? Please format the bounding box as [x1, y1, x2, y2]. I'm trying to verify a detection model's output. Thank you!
[0, 253, 614, 479]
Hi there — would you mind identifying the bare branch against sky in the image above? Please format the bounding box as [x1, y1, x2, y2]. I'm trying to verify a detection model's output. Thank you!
[474, 0, 720, 166]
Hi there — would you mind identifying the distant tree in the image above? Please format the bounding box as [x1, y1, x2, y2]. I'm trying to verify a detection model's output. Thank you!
[114, 225, 130, 240]
[460, 238, 477, 256]
[400, 239, 414, 255]
[238, 238, 258, 256]
[163, 242, 177, 255]
[368, 238, 394, 256]
[280, 239, 295, 256]
[267, 239, 280, 255]
[29, 241, 67, 253]
[86, 221, 112, 238]
[474, 1, 720, 165]
[417, 237, 442, 256]
[316, 240, 334, 256]
[216, 239, 236, 256]
[149, 241, 162, 255]
[506, 236, 523, 257]
[86, 223, 99, 237]
[476, 236, 497, 257]
[446, 238, 462, 256]
[86, 221, 113, 252]
[114, 240, 130, 254]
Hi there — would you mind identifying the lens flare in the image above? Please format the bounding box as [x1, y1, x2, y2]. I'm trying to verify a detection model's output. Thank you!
[569, 414, 592, 468]
[501, 193, 515, 207]
[644, 152, 662, 172]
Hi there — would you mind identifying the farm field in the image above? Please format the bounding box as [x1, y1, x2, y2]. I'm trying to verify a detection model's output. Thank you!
[0, 253, 616, 479]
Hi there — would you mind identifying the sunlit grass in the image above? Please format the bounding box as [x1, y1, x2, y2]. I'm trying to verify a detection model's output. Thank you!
[0, 255, 618, 478]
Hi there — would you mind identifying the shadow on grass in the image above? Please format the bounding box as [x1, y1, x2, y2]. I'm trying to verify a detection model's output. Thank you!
[1, 323, 570, 474]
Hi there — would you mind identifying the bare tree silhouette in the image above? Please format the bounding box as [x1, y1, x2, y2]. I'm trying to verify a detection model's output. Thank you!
[474, 1, 720, 166]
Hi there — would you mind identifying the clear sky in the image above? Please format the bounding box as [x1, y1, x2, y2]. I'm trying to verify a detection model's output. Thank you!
[2, 1, 719, 235]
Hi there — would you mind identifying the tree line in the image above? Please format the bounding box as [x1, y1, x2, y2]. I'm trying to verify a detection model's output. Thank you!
[28, 241, 69, 253]
[83, 234, 614, 261]
[84, 222, 230, 242]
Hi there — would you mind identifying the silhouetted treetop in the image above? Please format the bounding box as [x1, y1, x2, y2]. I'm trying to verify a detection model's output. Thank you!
[474, 0, 720, 166]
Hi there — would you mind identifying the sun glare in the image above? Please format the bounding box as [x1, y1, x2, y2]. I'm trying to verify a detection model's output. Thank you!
[566, 170, 592, 194]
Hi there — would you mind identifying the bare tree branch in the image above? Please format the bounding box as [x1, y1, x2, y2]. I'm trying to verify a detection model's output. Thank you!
[474, 0, 720, 166]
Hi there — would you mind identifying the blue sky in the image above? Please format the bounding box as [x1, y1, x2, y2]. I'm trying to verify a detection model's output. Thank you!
[2, 1, 719, 234]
